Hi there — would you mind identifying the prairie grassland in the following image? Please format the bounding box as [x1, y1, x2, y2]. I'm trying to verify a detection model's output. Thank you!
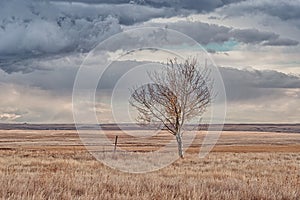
[0, 129, 300, 199]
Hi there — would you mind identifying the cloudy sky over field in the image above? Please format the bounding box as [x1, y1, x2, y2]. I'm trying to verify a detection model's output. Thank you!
[0, 0, 299, 123]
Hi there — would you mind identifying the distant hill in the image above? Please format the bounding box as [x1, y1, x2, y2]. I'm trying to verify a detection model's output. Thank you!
[0, 123, 299, 133]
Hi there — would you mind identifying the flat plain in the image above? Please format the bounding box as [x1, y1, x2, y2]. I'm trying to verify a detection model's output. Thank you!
[0, 124, 299, 199]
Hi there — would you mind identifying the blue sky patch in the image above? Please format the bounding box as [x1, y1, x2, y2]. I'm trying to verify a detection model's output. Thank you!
[204, 39, 239, 52]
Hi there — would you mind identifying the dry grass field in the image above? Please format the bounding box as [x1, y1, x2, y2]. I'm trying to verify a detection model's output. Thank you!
[0, 125, 300, 199]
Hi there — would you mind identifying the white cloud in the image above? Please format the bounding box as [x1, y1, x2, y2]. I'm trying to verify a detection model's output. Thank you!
[0, 83, 73, 123]
[0, 113, 21, 121]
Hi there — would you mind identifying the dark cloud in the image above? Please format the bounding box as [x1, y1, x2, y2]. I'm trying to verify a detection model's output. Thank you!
[0, 0, 188, 73]
[3, 57, 300, 101]
[148, 21, 299, 46]
[0, 59, 150, 93]
[262, 38, 300, 46]
[98, 60, 151, 89]
[50, 0, 130, 4]
[162, 22, 231, 44]
[219, 0, 300, 24]
[0, 54, 61, 74]
[1, 59, 300, 122]
[54, 1, 186, 25]
[98, 60, 300, 103]
[1, 0, 299, 74]
[145, 0, 245, 12]
[219, 65, 300, 122]
[0, 0, 124, 73]
[0, 0, 183, 56]
[220, 67, 300, 101]
[230, 29, 277, 44]
[51, 0, 246, 13]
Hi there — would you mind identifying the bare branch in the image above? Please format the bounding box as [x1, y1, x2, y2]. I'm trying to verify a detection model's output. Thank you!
[129, 57, 213, 158]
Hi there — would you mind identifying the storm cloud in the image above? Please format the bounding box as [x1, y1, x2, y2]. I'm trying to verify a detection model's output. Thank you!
[1, 0, 298, 74]
[51, 0, 246, 13]
[0, 0, 187, 73]
[148, 21, 299, 47]
[1, 59, 299, 123]
[218, 0, 300, 27]
[220, 67, 300, 101]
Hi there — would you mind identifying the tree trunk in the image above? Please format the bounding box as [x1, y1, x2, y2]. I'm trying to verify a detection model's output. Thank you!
[176, 133, 184, 158]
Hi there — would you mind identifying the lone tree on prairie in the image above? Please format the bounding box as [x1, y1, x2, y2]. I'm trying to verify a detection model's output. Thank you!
[130, 58, 212, 158]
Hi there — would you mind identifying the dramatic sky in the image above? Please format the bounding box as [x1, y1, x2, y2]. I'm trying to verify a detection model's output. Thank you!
[0, 0, 299, 123]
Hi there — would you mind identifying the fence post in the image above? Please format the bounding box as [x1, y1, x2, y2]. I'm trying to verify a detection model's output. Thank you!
[113, 135, 118, 154]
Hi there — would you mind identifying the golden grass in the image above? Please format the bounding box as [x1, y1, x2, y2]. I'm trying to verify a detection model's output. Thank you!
[0, 149, 300, 200]
[0, 129, 300, 199]
[1, 130, 300, 153]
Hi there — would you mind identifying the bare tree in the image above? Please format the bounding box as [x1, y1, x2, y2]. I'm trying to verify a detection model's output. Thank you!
[130, 57, 212, 158]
